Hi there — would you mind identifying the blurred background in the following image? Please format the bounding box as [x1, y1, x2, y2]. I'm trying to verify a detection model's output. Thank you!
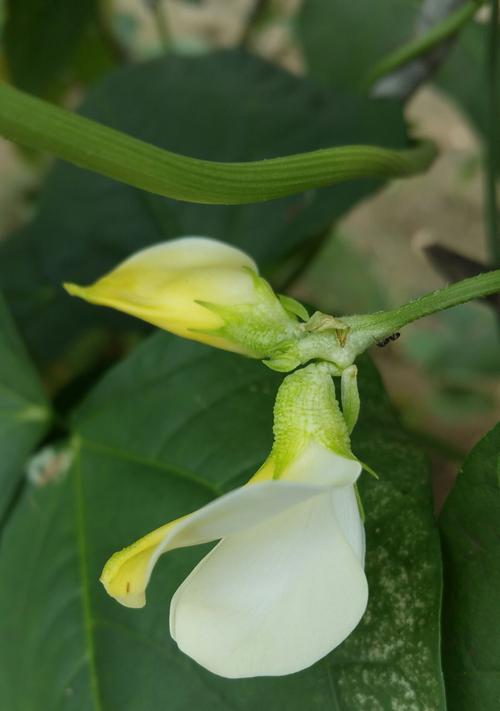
[0, 0, 499, 508]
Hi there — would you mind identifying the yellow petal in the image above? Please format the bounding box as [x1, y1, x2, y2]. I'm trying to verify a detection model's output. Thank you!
[246, 454, 276, 483]
[100, 517, 184, 608]
[64, 237, 259, 353]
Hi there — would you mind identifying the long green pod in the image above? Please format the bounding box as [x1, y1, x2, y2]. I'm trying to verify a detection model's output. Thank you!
[0, 82, 436, 205]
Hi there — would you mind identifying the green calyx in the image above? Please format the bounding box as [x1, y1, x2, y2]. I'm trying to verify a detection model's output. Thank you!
[271, 363, 354, 475]
[269, 362, 377, 484]
[194, 273, 302, 358]
[277, 294, 310, 322]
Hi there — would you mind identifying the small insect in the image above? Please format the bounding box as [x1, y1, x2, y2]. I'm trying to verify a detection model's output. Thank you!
[376, 332, 400, 348]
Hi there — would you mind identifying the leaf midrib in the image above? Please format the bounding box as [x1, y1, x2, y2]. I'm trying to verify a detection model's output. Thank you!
[74, 451, 103, 711]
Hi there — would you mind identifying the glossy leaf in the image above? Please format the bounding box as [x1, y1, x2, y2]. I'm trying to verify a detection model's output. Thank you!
[440, 422, 500, 709]
[0, 334, 445, 709]
[0, 293, 51, 520]
[0, 50, 409, 363]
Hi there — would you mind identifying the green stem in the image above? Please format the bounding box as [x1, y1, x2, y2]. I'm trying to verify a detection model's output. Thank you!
[365, 0, 484, 87]
[295, 270, 500, 371]
[485, 0, 500, 266]
[239, 0, 271, 47]
[0, 82, 436, 205]
[344, 269, 500, 340]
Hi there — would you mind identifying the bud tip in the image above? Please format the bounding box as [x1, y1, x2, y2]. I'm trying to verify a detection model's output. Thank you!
[63, 282, 85, 298]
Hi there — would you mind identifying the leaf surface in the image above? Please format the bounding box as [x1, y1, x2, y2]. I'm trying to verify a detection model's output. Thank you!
[440, 423, 500, 710]
[0, 293, 51, 520]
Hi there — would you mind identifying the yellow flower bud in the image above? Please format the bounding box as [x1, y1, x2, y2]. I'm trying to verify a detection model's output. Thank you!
[64, 236, 302, 356]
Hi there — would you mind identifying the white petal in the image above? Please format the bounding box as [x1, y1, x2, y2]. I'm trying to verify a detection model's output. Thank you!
[150, 481, 329, 574]
[331, 485, 365, 565]
[282, 441, 362, 487]
[170, 487, 368, 678]
[101, 480, 329, 608]
[119, 237, 257, 273]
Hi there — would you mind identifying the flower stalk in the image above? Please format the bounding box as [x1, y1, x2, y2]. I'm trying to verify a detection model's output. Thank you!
[365, 0, 485, 88]
[343, 268, 500, 344]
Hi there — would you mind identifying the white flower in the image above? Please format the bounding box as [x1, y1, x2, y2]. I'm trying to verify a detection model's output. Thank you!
[100, 364, 368, 678]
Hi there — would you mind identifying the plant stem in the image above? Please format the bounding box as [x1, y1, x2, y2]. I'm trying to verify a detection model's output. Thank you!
[345, 269, 500, 339]
[366, 0, 484, 87]
[239, 0, 271, 47]
[294, 270, 500, 371]
[485, 0, 500, 266]
[0, 82, 436, 205]
[152, 0, 171, 51]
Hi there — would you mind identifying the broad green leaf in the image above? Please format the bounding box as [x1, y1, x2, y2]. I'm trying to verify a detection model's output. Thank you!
[0, 334, 445, 709]
[3, 0, 98, 95]
[0, 293, 51, 520]
[346, 356, 446, 710]
[0, 50, 409, 364]
[440, 422, 500, 709]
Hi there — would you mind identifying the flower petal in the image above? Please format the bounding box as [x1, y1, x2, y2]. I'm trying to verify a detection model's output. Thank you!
[101, 480, 330, 608]
[331, 484, 365, 564]
[65, 237, 258, 352]
[170, 486, 368, 678]
[281, 441, 361, 487]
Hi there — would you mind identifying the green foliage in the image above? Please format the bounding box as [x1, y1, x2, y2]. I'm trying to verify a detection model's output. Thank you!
[435, 21, 490, 152]
[296, 230, 390, 315]
[440, 423, 500, 709]
[3, 0, 99, 95]
[435, 14, 500, 192]
[0, 294, 51, 520]
[0, 5, 497, 709]
[0, 335, 445, 709]
[299, 0, 495, 171]
[298, 0, 419, 90]
[0, 50, 408, 364]
[403, 302, 500, 379]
